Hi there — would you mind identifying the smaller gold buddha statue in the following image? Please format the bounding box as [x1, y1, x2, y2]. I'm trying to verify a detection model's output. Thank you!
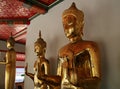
[57, 2, 101, 89]
[0, 34, 16, 89]
[25, 31, 50, 89]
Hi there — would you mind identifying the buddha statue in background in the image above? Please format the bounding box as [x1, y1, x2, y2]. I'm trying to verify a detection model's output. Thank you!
[57, 2, 101, 89]
[25, 31, 50, 89]
[0, 34, 16, 89]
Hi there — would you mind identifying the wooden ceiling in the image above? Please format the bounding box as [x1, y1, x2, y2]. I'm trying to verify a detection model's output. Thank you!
[0, 0, 64, 44]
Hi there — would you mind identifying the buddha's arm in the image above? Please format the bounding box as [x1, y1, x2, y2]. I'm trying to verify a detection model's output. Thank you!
[37, 62, 61, 85]
[57, 58, 62, 76]
[0, 57, 6, 64]
[87, 43, 101, 78]
[0, 54, 8, 65]
[0, 61, 7, 64]
[43, 61, 50, 74]
[25, 72, 34, 81]
[38, 75, 61, 86]
[71, 42, 101, 88]
[74, 42, 101, 88]
[75, 77, 100, 88]
[25, 63, 34, 81]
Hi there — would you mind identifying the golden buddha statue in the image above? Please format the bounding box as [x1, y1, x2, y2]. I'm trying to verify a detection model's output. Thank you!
[25, 31, 50, 89]
[0, 34, 16, 89]
[35, 32, 61, 89]
[57, 2, 101, 89]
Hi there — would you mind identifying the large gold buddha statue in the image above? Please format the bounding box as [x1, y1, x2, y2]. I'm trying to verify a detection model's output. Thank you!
[0, 34, 16, 89]
[57, 2, 101, 89]
[25, 31, 50, 89]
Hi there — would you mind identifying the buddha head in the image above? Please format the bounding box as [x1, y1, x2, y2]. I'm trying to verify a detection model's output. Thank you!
[34, 31, 46, 56]
[7, 33, 15, 49]
[62, 2, 84, 42]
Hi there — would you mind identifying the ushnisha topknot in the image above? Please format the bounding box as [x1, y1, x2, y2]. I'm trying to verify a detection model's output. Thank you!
[7, 33, 15, 46]
[35, 30, 46, 48]
[62, 2, 84, 22]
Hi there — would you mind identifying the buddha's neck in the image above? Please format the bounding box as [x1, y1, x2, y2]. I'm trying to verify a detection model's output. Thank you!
[39, 55, 45, 59]
[8, 47, 14, 50]
[69, 36, 83, 43]
[38, 56, 45, 62]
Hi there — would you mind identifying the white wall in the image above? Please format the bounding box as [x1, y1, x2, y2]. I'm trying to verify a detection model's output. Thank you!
[25, 0, 120, 89]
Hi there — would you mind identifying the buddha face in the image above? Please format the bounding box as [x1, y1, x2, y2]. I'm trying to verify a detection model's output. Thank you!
[34, 43, 45, 56]
[7, 41, 14, 49]
[7, 41, 11, 49]
[6, 37, 15, 49]
[62, 15, 83, 40]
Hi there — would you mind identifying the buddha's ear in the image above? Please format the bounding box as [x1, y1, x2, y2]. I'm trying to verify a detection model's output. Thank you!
[81, 21, 84, 27]
[43, 48, 46, 53]
[80, 21, 84, 36]
[80, 29, 84, 36]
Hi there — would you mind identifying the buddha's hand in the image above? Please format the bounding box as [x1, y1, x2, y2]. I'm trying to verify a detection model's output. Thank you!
[25, 63, 28, 75]
[59, 56, 69, 68]
[0, 57, 6, 62]
[75, 77, 100, 88]
[69, 69, 77, 85]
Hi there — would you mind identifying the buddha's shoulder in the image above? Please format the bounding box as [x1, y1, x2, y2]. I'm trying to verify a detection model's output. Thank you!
[82, 40, 98, 47]
[58, 43, 70, 52]
[43, 59, 49, 64]
[59, 40, 98, 52]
